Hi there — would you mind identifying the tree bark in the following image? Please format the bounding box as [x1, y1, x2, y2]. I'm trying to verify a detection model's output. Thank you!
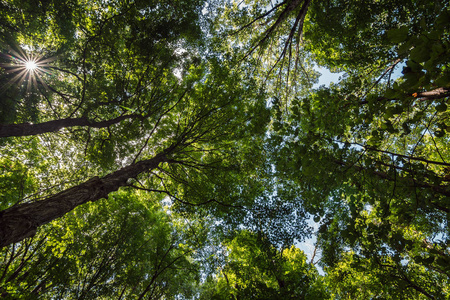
[0, 114, 141, 138]
[0, 153, 168, 248]
[415, 87, 450, 100]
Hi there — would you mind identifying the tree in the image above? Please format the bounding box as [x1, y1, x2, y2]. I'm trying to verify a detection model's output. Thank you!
[2, 0, 450, 297]
[0, 60, 269, 247]
[0, 0, 203, 127]
[210, 0, 449, 296]
[264, 3, 450, 298]
[0, 0, 270, 248]
[0, 1, 273, 296]
[199, 230, 330, 299]
[0, 190, 202, 299]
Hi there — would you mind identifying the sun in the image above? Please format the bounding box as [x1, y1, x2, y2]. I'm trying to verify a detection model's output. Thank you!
[25, 59, 38, 71]
[0, 46, 57, 93]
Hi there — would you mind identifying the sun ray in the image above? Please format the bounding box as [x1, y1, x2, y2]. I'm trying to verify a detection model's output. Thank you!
[0, 45, 56, 94]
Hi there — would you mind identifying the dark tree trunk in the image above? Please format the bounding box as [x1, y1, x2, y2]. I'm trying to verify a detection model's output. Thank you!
[0, 114, 141, 138]
[0, 153, 167, 248]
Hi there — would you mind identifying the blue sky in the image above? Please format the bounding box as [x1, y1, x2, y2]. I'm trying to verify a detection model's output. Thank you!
[314, 66, 343, 88]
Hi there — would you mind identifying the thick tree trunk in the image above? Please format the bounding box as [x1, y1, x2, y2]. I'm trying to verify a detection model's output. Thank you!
[0, 114, 140, 138]
[0, 153, 167, 248]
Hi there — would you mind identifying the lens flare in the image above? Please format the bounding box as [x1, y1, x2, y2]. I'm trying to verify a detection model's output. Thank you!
[0, 46, 56, 93]
[25, 60, 37, 71]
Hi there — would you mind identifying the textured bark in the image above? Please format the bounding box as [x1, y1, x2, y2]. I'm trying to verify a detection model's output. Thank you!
[0, 114, 141, 138]
[415, 87, 450, 100]
[0, 153, 167, 248]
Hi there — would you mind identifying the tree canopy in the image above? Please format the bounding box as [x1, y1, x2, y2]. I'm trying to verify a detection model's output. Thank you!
[0, 0, 449, 298]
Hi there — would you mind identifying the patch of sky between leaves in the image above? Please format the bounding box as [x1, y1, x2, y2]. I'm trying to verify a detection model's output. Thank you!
[313, 66, 344, 88]
[313, 63, 405, 88]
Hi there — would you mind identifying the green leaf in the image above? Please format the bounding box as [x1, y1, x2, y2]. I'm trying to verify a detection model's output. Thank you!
[424, 256, 435, 265]
[436, 103, 447, 112]
[410, 45, 431, 63]
[387, 26, 409, 43]
[402, 122, 411, 134]
[391, 105, 403, 115]
[120, 105, 135, 112]
[406, 60, 422, 73]
[435, 73, 450, 87]
[435, 129, 446, 137]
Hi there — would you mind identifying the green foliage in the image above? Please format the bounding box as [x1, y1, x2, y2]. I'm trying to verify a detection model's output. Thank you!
[0, 156, 35, 209]
[0, 190, 201, 299]
[261, 2, 450, 298]
[199, 230, 330, 300]
[1, 0, 450, 298]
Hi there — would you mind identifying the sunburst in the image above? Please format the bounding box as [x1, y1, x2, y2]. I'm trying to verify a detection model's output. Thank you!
[25, 59, 38, 71]
[0, 45, 55, 93]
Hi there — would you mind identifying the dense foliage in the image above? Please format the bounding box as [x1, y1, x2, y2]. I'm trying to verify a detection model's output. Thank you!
[0, 0, 449, 298]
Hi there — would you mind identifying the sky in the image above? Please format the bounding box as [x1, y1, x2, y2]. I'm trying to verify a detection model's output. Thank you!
[314, 66, 343, 88]
[314, 63, 405, 88]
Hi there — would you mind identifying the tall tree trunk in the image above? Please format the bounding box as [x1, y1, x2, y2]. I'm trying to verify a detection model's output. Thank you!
[0, 153, 168, 248]
[0, 114, 141, 138]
